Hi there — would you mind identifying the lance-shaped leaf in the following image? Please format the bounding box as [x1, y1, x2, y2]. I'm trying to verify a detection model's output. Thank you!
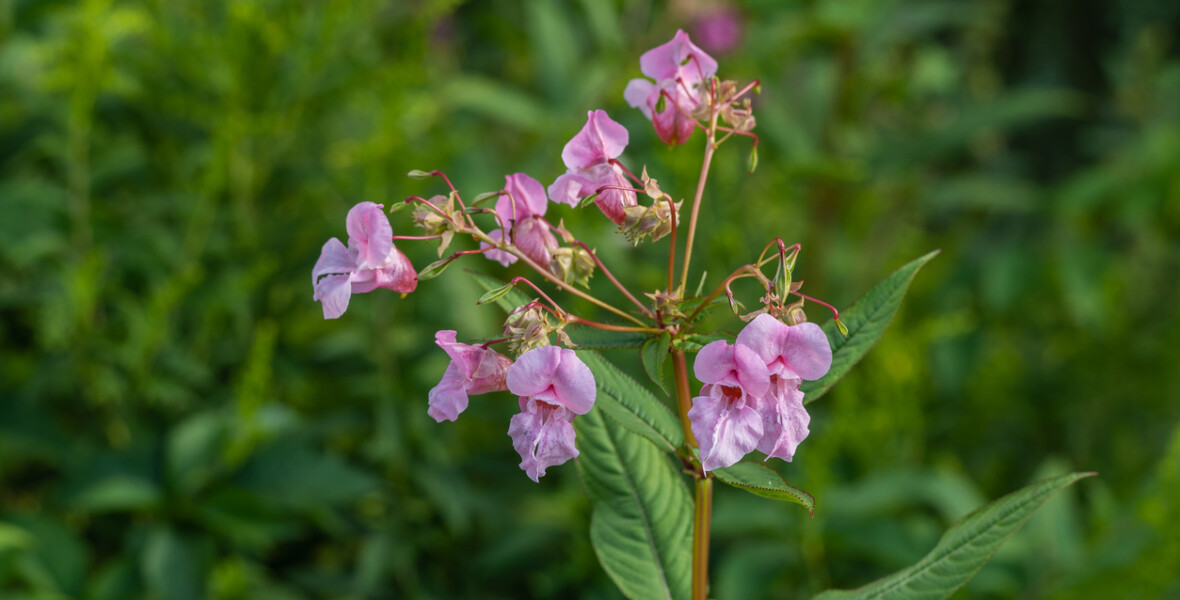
[576, 408, 692, 600]
[468, 270, 532, 312]
[713, 461, 815, 516]
[812, 472, 1095, 600]
[565, 325, 650, 349]
[801, 250, 938, 404]
[577, 351, 683, 452]
[640, 332, 672, 395]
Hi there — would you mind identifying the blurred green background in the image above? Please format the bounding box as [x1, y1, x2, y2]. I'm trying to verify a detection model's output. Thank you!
[2, 0, 1178, 598]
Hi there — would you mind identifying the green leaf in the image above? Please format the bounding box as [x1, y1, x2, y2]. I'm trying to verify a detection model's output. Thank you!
[477, 282, 516, 305]
[471, 190, 502, 205]
[417, 256, 455, 281]
[671, 332, 727, 352]
[801, 250, 938, 404]
[640, 332, 672, 395]
[747, 144, 759, 174]
[812, 472, 1095, 600]
[406, 169, 434, 180]
[468, 270, 532, 312]
[564, 324, 650, 349]
[575, 408, 692, 600]
[578, 351, 683, 452]
[713, 462, 815, 516]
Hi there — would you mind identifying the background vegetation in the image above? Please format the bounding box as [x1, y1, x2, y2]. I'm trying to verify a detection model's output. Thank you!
[1, 0, 1177, 598]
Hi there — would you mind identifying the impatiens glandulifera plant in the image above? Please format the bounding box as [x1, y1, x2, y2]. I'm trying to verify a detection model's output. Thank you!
[312, 30, 1093, 600]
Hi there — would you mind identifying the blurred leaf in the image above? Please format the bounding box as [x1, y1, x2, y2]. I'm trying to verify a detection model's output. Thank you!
[234, 440, 380, 510]
[442, 75, 553, 132]
[575, 407, 692, 600]
[142, 528, 205, 600]
[68, 474, 162, 513]
[640, 331, 671, 395]
[802, 250, 939, 403]
[578, 350, 683, 452]
[813, 472, 1096, 600]
[565, 324, 650, 349]
[713, 461, 815, 516]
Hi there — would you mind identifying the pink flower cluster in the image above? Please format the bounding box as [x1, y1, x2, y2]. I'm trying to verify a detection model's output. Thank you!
[625, 29, 718, 146]
[689, 314, 832, 472]
[427, 332, 596, 482]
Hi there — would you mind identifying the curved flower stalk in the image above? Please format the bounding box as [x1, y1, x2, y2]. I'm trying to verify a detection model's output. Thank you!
[312, 201, 417, 319]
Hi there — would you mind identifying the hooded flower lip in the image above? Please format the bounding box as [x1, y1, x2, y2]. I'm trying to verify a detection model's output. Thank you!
[427, 330, 513, 423]
[506, 346, 596, 481]
[313, 201, 417, 319]
[624, 30, 719, 146]
[485, 173, 559, 267]
[548, 110, 637, 225]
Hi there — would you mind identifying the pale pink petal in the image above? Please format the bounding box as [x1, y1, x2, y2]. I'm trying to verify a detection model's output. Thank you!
[588, 164, 637, 225]
[732, 343, 770, 398]
[345, 202, 393, 269]
[756, 378, 810, 461]
[550, 349, 596, 415]
[480, 229, 518, 267]
[496, 173, 549, 224]
[639, 29, 718, 83]
[689, 384, 763, 472]
[313, 273, 352, 319]
[736, 313, 789, 367]
[427, 362, 470, 422]
[468, 350, 513, 395]
[785, 322, 833, 381]
[547, 172, 591, 207]
[561, 110, 629, 169]
[694, 339, 737, 385]
[513, 217, 558, 267]
[507, 346, 562, 398]
[312, 238, 354, 286]
[624, 79, 656, 119]
[509, 398, 579, 482]
[650, 84, 698, 146]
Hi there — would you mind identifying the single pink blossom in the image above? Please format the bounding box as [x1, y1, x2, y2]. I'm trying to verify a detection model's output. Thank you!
[688, 339, 770, 471]
[427, 330, 513, 422]
[484, 173, 559, 267]
[735, 314, 832, 462]
[548, 110, 637, 225]
[312, 201, 417, 319]
[624, 30, 718, 146]
[506, 346, 596, 481]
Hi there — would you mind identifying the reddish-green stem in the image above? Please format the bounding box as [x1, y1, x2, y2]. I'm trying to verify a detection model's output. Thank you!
[572, 241, 654, 320]
[678, 110, 720, 293]
[692, 477, 714, 600]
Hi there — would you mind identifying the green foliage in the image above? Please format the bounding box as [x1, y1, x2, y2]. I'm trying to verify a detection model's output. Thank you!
[578, 351, 683, 452]
[714, 461, 816, 516]
[813, 473, 1095, 600]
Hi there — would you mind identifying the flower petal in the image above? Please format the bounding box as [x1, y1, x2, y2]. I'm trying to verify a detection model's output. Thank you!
[756, 378, 810, 462]
[550, 348, 596, 415]
[509, 399, 578, 482]
[624, 79, 656, 119]
[496, 173, 549, 224]
[480, 229, 518, 267]
[785, 322, 833, 381]
[639, 29, 718, 83]
[689, 385, 763, 472]
[427, 362, 470, 422]
[548, 171, 592, 207]
[372, 246, 418, 293]
[561, 110, 629, 169]
[507, 346, 562, 398]
[345, 202, 393, 269]
[313, 273, 352, 319]
[513, 217, 558, 267]
[313, 238, 354, 286]
[694, 339, 736, 385]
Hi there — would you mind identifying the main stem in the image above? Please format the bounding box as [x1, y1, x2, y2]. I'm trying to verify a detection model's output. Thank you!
[678, 110, 720, 293]
[673, 350, 711, 600]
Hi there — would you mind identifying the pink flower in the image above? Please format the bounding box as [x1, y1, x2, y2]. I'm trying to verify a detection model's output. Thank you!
[427, 330, 513, 422]
[312, 201, 417, 319]
[687, 339, 770, 472]
[506, 346, 596, 482]
[548, 110, 637, 225]
[688, 315, 833, 470]
[735, 314, 832, 462]
[624, 30, 718, 146]
[482, 173, 559, 266]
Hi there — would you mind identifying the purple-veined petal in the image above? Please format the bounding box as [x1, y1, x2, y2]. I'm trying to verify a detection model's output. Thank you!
[513, 217, 558, 267]
[509, 398, 579, 482]
[313, 273, 352, 319]
[345, 202, 393, 269]
[427, 362, 470, 422]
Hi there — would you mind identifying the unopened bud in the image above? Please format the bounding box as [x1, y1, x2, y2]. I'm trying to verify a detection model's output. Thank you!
[504, 303, 552, 355]
[412, 195, 453, 235]
[549, 246, 596, 288]
[620, 201, 679, 245]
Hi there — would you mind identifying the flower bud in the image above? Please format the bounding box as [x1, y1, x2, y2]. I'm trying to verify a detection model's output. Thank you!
[549, 246, 596, 288]
[620, 200, 680, 245]
[411, 195, 453, 235]
[504, 303, 552, 355]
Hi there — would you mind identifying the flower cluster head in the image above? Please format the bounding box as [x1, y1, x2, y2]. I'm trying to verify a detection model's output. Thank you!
[483, 173, 559, 268]
[312, 201, 417, 319]
[625, 29, 718, 146]
[689, 314, 832, 471]
[549, 110, 637, 225]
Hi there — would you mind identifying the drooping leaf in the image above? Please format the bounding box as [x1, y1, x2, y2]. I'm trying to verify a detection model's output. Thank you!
[576, 408, 692, 600]
[713, 461, 815, 516]
[405, 169, 434, 180]
[640, 332, 672, 395]
[476, 282, 516, 305]
[812, 472, 1095, 600]
[801, 250, 938, 404]
[468, 270, 532, 313]
[417, 256, 456, 281]
[578, 351, 683, 452]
